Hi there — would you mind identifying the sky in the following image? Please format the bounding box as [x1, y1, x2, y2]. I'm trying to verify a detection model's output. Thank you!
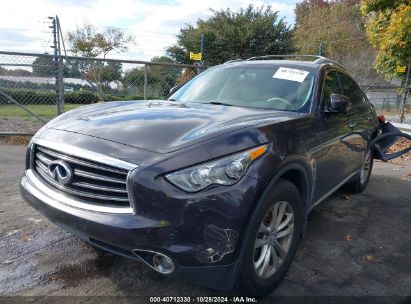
[0, 0, 298, 61]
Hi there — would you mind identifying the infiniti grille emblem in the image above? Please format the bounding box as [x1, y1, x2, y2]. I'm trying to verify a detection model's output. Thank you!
[47, 160, 73, 185]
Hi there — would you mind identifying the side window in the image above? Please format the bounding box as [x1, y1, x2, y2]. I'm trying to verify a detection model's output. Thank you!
[338, 73, 364, 106]
[321, 70, 342, 109]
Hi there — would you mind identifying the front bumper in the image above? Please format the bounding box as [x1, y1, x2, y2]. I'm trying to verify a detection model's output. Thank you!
[20, 167, 263, 290]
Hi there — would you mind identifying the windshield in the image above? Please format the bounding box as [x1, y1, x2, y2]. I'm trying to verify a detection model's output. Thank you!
[169, 64, 316, 112]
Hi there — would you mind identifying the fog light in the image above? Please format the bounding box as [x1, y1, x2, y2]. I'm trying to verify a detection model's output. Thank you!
[153, 254, 175, 274]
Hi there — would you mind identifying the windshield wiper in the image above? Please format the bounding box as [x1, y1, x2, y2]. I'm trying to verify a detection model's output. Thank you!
[207, 101, 233, 107]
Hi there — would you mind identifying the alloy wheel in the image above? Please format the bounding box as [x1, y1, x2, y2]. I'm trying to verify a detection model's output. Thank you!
[360, 151, 372, 184]
[253, 201, 294, 279]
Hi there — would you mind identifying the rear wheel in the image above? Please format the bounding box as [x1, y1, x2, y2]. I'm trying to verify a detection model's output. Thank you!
[345, 151, 373, 193]
[236, 180, 303, 297]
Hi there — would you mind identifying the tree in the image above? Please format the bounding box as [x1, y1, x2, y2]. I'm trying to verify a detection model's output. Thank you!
[123, 68, 144, 88]
[98, 61, 122, 86]
[7, 69, 32, 77]
[67, 23, 133, 58]
[149, 56, 181, 96]
[122, 57, 179, 98]
[361, 0, 411, 80]
[32, 55, 54, 77]
[362, 0, 411, 122]
[84, 61, 122, 95]
[67, 23, 133, 100]
[293, 0, 383, 85]
[167, 5, 294, 65]
[63, 59, 84, 78]
[0, 67, 31, 77]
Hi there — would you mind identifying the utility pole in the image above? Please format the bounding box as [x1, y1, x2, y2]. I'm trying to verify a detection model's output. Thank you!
[49, 16, 64, 115]
[400, 59, 411, 123]
[319, 42, 324, 57]
[56, 16, 64, 115]
[200, 34, 205, 66]
[49, 16, 59, 115]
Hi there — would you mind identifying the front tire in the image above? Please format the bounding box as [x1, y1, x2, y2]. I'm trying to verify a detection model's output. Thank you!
[236, 179, 303, 297]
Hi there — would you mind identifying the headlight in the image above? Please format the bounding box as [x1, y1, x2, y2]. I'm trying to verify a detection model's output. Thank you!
[165, 145, 268, 192]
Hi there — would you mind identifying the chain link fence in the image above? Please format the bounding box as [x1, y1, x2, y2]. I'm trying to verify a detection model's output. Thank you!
[364, 85, 407, 112]
[1, 50, 409, 135]
[0, 50, 205, 135]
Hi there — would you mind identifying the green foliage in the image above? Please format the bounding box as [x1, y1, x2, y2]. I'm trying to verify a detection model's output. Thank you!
[0, 88, 55, 105]
[0, 67, 32, 76]
[67, 23, 131, 101]
[101, 62, 122, 83]
[149, 56, 181, 95]
[64, 90, 99, 104]
[122, 56, 180, 97]
[32, 55, 54, 77]
[166, 5, 294, 65]
[361, 0, 411, 79]
[63, 58, 86, 78]
[0, 66, 7, 75]
[361, 0, 407, 14]
[0, 88, 99, 105]
[106, 94, 144, 101]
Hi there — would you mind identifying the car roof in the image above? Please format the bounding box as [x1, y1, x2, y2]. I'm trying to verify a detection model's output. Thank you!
[222, 55, 346, 71]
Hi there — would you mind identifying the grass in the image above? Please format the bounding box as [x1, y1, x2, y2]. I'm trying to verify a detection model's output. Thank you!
[0, 104, 83, 118]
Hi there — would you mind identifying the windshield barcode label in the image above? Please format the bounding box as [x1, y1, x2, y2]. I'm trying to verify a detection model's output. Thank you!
[273, 67, 309, 82]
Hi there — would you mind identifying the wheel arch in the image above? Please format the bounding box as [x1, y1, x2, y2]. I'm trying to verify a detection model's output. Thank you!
[235, 159, 313, 258]
[247, 158, 313, 238]
[230, 159, 313, 287]
[265, 159, 313, 215]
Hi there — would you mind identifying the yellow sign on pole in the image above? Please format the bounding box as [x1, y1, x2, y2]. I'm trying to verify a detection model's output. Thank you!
[397, 66, 406, 73]
[190, 52, 202, 61]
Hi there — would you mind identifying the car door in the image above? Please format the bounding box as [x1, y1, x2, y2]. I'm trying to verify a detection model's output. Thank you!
[336, 72, 377, 171]
[336, 72, 411, 163]
[314, 69, 356, 201]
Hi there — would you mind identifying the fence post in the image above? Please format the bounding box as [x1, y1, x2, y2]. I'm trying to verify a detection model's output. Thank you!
[400, 59, 411, 123]
[58, 58, 64, 114]
[144, 64, 148, 100]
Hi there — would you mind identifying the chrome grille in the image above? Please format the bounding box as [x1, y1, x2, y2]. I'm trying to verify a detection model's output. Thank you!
[32, 144, 131, 208]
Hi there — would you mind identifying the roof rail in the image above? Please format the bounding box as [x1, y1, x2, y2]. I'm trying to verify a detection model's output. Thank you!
[246, 54, 325, 61]
[313, 57, 346, 70]
[244, 54, 347, 70]
[224, 58, 245, 64]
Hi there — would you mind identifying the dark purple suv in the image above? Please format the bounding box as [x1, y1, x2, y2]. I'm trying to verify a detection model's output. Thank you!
[21, 56, 386, 296]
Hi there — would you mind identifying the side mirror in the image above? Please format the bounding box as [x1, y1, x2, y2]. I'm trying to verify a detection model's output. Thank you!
[328, 94, 351, 114]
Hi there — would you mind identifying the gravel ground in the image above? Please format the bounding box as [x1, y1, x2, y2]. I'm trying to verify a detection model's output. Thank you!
[0, 117, 46, 134]
[0, 144, 411, 303]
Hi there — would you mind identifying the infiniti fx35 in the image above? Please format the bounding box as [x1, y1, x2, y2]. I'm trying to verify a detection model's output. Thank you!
[21, 56, 382, 296]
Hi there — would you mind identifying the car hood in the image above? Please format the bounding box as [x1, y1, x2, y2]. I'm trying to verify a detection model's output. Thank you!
[47, 100, 303, 153]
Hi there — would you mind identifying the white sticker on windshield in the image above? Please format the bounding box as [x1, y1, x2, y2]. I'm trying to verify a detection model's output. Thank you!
[272, 67, 309, 82]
